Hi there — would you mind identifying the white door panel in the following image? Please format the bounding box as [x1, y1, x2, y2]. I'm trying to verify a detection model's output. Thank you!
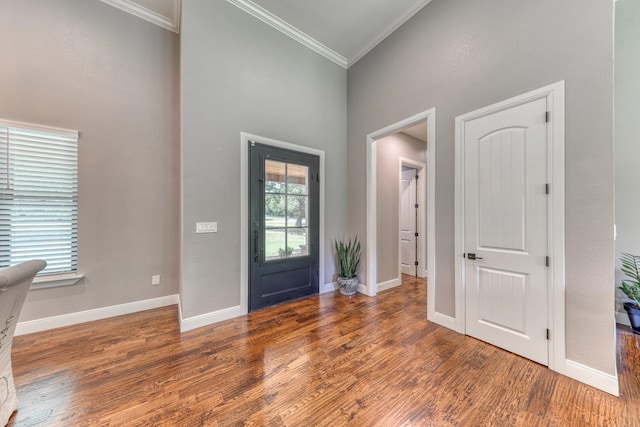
[400, 168, 417, 276]
[464, 97, 548, 365]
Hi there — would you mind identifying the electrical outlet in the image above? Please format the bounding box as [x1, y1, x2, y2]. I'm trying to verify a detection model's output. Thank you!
[152, 275, 161, 286]
[196, 222, 218, 234]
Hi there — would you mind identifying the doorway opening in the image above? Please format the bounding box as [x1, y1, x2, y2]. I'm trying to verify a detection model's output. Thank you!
[240, 133, 326, 315]
[248, 142, 320, 311]
[454, 81, 565, 372]
[399, 159, 427, 281]
[365, 108, 436, 298]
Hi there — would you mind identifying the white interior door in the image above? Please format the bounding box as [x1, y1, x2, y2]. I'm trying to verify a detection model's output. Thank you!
[400, 168, 417, 276]
[463, 97, 549, 365]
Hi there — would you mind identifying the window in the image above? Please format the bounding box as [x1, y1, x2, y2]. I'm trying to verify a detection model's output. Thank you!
[0, 120, 78, 276]
[263, 159, 309, 261]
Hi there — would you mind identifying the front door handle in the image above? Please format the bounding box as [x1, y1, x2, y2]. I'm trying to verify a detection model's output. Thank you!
[254, 229, 260, 262]
[467, 253, 483, 260]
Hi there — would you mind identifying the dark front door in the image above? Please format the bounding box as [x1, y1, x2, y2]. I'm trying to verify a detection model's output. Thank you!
[249, 142, 319, 311]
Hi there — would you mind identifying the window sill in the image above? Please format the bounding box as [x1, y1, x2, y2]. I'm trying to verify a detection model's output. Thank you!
[32, 273, 84, 290]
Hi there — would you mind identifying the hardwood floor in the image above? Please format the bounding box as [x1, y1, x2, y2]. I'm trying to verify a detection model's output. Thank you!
[8, 275, 640, 426]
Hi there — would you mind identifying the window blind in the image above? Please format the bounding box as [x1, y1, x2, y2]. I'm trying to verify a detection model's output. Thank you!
[0, 120, 78, 275]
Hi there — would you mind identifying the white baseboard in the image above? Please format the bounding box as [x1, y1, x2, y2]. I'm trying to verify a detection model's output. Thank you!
[428, 311, 456, 330]
[181, 283, 340, 332]
[179, 304, 246, 333]
[16, 294, 180, 336]
[320, 282, 337, 294]
[564, 359, 619, 396]
[358, 283, 375, 297]
[377, 277, 401, 292]
[616, 311, 630, 327]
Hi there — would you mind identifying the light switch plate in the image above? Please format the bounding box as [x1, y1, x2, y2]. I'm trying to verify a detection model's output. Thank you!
[196, 222, 217, 233]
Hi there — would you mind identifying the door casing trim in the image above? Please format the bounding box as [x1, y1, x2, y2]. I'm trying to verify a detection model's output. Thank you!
[454, 81, 565, 373]
[240, 133, 325, 315]
[365, 108, 436, 298]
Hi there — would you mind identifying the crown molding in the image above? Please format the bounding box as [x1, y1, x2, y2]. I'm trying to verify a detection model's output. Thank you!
[226, 0, 347, 69]
[99, 0, 181, 33]
[348, 0, 432, 67]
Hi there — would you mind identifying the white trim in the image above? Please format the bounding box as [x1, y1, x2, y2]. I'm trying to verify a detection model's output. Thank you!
[31, 273, 84, 290]
[240, 133, 326, 313]
[348, 0, 432, 67]
[180, 304, 245, 333]
[320, 282, 337, 294]
[239, 134, 250, 318]
[225, 0, 432, 68]
[178, 32, 185, 333]
[366, 109, 436, 301]
[454, 115, 465, 334]
[426, 114, 437, 326]
[429, 312, 456, 330]
[226, 0, 347, 68]
[16, 294, 180, 336]
[548, 82, 567, 373]
[399, 158, 427, 279]
[357, 282, 368, 295]
[99, 0, 181, 33]
[616, 311, 631, 327]
[0, 118, 77, 138]
[564, 360, 619, 396]
[377, 277, 401, 292]
[454, 81, 566, 371]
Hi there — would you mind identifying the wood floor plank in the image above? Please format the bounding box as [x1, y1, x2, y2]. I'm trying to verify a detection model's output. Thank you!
[7, 275, 640, 426]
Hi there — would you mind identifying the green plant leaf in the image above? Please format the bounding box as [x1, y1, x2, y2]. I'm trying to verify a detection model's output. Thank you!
[334, 236, 361, 278]
[619, 253, 640, 306]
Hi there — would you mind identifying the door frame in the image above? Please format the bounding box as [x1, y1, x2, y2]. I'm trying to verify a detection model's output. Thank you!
[454, 81, 565, 372]
[240, 132, 325, 315]
[398, 158, 427, 280]
[365, 108, 436, 297]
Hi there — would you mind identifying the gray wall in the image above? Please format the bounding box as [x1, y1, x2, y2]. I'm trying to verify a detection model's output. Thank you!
[0, 0, 180, 321]
[376, 133, 426, 283]
[181, 1, 347, 318]
[615, 0, 640, 318]
[348, 0, 615, 375]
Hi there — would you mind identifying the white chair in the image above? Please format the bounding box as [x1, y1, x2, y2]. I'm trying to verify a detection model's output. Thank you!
[0, 260, 46, 426]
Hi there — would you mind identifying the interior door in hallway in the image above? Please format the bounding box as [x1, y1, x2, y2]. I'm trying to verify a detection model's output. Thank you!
[463, 97, 549, 365]
[400, 167, 418, 276]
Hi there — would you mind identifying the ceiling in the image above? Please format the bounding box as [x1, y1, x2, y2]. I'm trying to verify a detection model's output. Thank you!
[401, 122, 428, 142]
[100, 0, 432, 68]
[244, 0, 432, 67]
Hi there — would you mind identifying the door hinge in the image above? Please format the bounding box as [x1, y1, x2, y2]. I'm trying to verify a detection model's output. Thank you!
[415, 175, 419, 180]
[415, 232, 419, 237]
[545, 111, 550, 123]
[415, 203, 419, 209]
[415, 261, 419, 266]
[545, 183, 550, 195]
[546, 329, 550, 340]
[546, 256, 550, 267]
[250, 140, 255, 147]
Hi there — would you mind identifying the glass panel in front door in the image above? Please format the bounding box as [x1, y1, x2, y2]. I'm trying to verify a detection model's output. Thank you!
[264, 159, 309, 261]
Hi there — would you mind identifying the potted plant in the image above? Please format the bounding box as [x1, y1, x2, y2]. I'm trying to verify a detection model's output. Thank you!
[334, 236, 361, 296]
[619, 252, 640, 334]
